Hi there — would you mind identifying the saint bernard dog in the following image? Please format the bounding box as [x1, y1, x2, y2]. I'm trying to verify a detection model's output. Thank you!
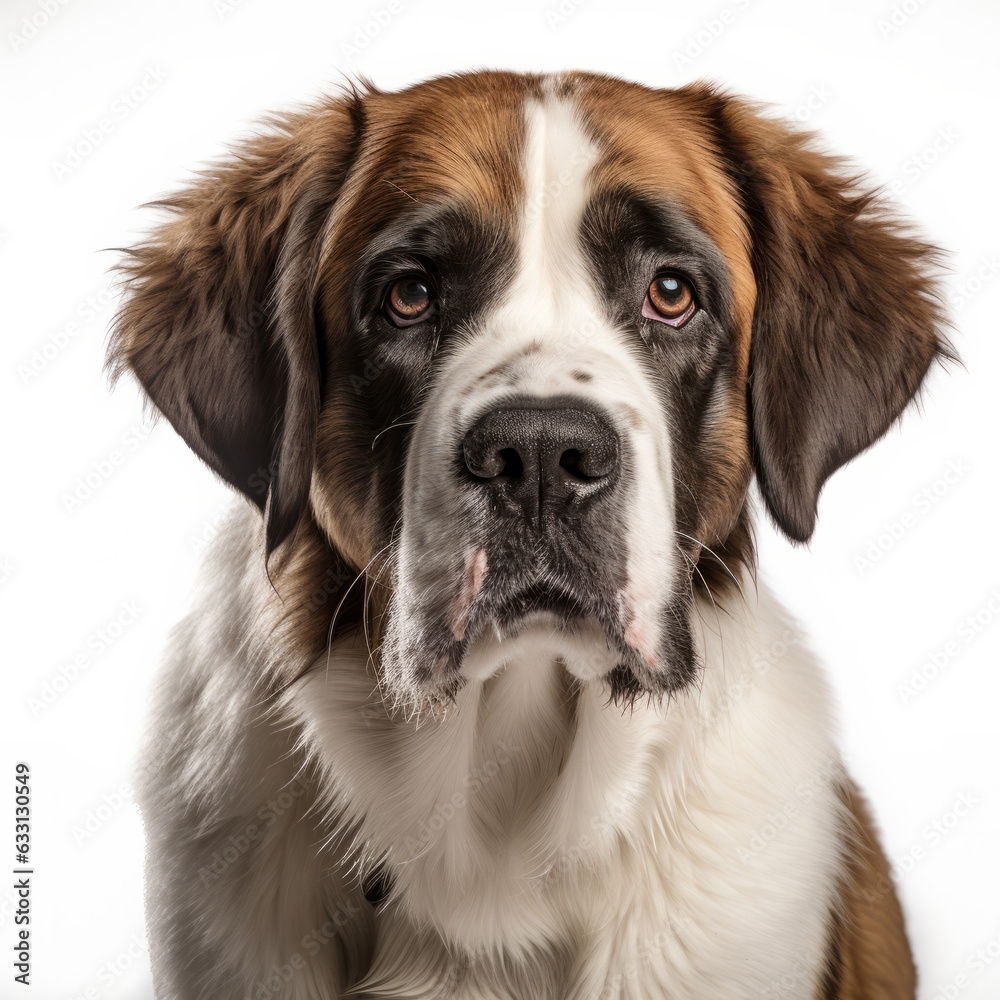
[109, 71, 952, 999]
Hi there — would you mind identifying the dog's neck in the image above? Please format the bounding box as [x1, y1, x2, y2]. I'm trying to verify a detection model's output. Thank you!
[264, 531, 842, 995]
[290, 596, 729, 949]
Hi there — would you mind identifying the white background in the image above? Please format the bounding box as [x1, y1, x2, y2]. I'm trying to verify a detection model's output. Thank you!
[2, 0, 999, 997]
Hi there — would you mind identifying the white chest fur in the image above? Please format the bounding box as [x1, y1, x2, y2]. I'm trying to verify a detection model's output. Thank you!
[290, 583, 845, 999]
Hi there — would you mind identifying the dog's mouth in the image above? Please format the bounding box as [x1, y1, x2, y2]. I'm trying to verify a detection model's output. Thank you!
[463, 574, 596, 641]
[380, 535, 697, 708]
[443, 540, 619, 645]
[399, 555, 613, 684]
[381, 398, 699, 707]
[490, 581, 593, 632]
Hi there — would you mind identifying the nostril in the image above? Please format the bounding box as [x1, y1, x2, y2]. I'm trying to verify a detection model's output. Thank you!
[559, 448, 586, 481]
[560, 448, 615, 482]
[463, 440, 524, 481]
[560, 441, 617, 481]
[498, 448, 523, 479]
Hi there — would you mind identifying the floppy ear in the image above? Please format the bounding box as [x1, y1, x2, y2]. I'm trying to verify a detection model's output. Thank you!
[689, 87, 954, 542]
[108, 93, 363, 554]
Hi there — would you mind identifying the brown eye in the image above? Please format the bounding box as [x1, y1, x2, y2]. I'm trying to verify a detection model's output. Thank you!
[386, 276, 434, 325]
[645, 273, 696, 327]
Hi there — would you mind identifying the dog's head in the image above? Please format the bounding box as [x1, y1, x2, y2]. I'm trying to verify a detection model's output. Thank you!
[110, 71, 950, 709]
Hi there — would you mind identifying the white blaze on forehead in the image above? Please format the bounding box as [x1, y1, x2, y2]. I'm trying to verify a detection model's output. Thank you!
[439, 91, 613, 427]
[514, 94, 601, 323]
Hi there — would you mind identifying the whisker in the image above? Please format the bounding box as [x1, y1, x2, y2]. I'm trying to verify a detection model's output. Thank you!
[371, 420, 417, 451]
[324, 537, 397, 684]
[676, 543, 727, 705]
[675, 543, 724, 641]
[383, 178, 418, 204]
[674, 530, 745, 600]
[362, 545, 397, 671]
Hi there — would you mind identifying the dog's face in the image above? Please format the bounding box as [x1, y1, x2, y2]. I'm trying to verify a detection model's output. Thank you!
[111, 71, 948, 709]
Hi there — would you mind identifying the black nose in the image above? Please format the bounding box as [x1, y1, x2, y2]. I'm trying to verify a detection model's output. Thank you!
[461, 398, 620, 526]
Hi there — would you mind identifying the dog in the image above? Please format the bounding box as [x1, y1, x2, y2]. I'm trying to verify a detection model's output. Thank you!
[110, 71, 951, 999]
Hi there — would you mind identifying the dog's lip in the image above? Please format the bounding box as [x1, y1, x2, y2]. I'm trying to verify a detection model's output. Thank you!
[454, 576, 628, 658]
[467, 579, 591, 633]
[484, 606, 595, 641]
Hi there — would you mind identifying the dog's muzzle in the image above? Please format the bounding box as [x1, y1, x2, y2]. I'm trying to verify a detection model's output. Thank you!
[382, 377, 694, 707]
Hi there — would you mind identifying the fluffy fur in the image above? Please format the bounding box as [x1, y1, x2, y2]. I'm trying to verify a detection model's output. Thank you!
[111, 71, 951, 998]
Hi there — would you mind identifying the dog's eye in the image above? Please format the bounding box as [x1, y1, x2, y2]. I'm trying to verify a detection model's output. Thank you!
[385, 276, 435, 326]
[643, 273, 696, 327]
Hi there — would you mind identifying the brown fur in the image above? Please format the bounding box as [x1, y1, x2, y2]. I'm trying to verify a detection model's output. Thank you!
[676, 83, 955, 543]
[108, 90, 365, 554]
[819, 783, 917, 998]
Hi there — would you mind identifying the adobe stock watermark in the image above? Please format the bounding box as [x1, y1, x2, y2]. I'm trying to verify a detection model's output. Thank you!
[524, 142, 600, 223]
[195, 778, 311, 884]
[890, 790, 980, 878]
[339, 0, 401, 61]
[534, 782, 643, 892]
[28, 601, 144, 716]
[672, 0, 752, 71]
[755, 941, 833, 1000]
[700, 625, 806, 734]
[188, 505, 232, 554]
[71, 782, 136, 846]
[544, 0, 590, 28]
[877, 0, 934, 40]
[860, 790, 982, 911]
[0, 883, 25, 929]
[596, 915, 696, 999]
[853, 458, 970, 574]
[311, 563, 357, 610]
[7, 0, 74, 53]
[948, 253, 1000, 313]
[242, 901, 365, 1000]
[16, 285, 117, 385]
[737, 751, 845, 864]
[896, 588, 1000, 705]
[69, 933, 148, 1000]
[933, 926, 1000, 1000]
[886, 125, 960, 199]
[401, 739, 522, 857]
[213, 0, 251, 18]
[787, 84, 833, 124]
[61, 422, 155, 514]
[52, 66, 169, 180]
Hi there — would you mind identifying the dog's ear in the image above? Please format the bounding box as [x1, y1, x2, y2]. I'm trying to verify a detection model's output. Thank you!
[687, 86, 954, 542]
[108, 92, 364, 555]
